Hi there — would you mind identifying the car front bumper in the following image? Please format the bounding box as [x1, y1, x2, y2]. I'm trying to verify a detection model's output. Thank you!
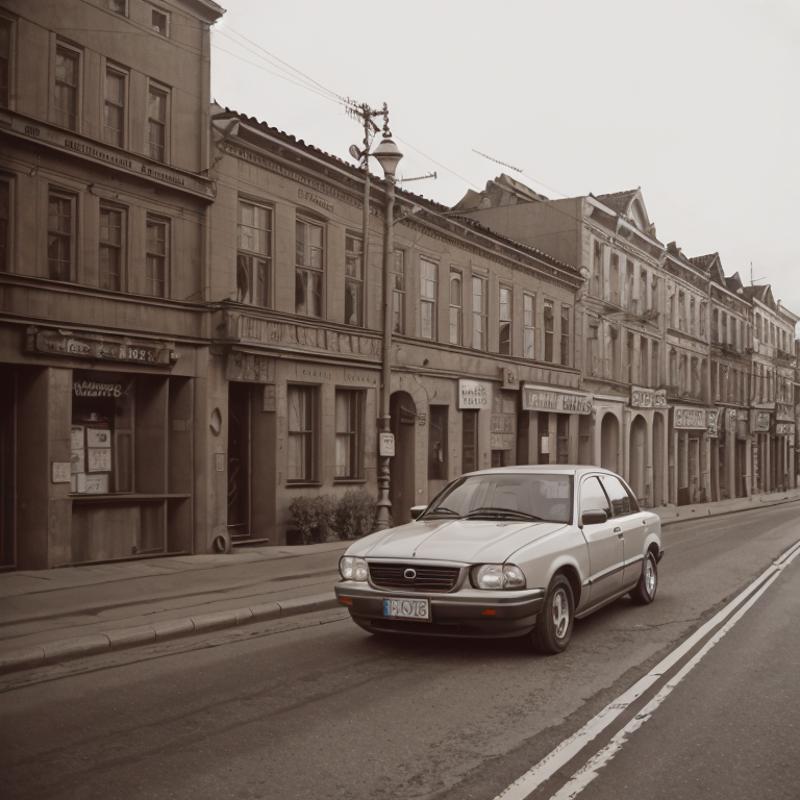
[335, 582, 546, 638]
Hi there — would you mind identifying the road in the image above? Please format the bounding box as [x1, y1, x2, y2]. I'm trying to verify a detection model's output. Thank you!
[2, 503, 799, 800]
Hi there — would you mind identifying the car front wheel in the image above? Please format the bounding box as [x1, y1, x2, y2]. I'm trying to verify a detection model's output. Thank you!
[531, 574, 574, 654]
[630, 551, 658, 605]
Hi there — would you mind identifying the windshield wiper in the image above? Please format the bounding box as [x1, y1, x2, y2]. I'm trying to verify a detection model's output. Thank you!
[424, 506, 460, 518]
[461, 507, 543, 521]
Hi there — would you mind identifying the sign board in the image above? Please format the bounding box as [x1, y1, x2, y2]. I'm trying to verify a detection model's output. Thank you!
[28, 328, 176, 367]
[673, 406, 708, 430]
[379, 432, 396, 458]
[51, 462, 71, 484]
[630, 387, 668, 409]
[500, 367, 518, 391]
[521, 385, 593, 415]
[706, 408, 723, 438]
[750, 410, 771, 433]
[775, 422, 794, 436]
[458, 380, 489, 409]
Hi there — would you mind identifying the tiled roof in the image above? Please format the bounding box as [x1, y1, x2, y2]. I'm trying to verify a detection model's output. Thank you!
[594, 189, 640, 215]
[688, 253, 718, 271]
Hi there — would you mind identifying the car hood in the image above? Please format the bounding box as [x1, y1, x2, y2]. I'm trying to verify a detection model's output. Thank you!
[345, 518, 567, 563]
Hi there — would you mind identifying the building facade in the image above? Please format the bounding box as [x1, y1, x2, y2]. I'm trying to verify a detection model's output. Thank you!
[0, 0, 224, 568]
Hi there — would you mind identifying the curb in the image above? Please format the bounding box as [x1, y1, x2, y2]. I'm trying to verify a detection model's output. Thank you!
[658, 494, 800, 527]
[0, 592, 339, 676]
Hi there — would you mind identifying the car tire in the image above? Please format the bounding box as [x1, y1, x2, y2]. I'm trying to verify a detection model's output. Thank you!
[532, 574, 574, 655]
[630, 551, 658, 605]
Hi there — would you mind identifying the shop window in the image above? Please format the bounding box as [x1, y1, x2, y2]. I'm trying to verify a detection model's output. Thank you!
[99, 203, 125, 291]
[103, 64, 127, 147]
[462, 410, 478, 473]
[420, 257, 437, 340]
[147, 82, 168, 162]
[344, 234, 363, 326]
[237, 199, 272, 306]
[0, 178, 9, 271]
[543, 299, 554, 362]
[556, 415, 569, 464]
[47, 188, 76, 281]
[498, 285, 512, 355]
[449, 269, 463, 345]
[523, 292, 535, 359]
[391, 249, 405, 334]
[428, 405, 448, 480]
[472, 275, 487, 350]
[287, 385, 317, 482]
[71, 372, 135, 494]
[335, 389, 364, 480]
[54, 42, 80, 131]
[145, 213, 169, 297]
[295, 216, 324, 317]
[560, 305, 570, 366]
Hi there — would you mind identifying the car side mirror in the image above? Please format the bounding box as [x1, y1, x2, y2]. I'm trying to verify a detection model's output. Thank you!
[581, 508, 608, 526]
[410, 505, 426, 520]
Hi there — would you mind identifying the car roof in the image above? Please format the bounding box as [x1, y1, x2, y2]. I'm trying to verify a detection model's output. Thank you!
[461, 465, 618, 478]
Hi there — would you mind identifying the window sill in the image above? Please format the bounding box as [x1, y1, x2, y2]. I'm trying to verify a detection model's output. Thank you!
[333, 478, 367, 485]
[286, 481, 322, 489]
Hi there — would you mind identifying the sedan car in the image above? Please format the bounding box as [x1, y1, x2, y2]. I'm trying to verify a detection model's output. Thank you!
[335, 465, 663, 654]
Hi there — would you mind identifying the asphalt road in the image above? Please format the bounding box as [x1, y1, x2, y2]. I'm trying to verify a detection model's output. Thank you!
[2, 503, 799, 800]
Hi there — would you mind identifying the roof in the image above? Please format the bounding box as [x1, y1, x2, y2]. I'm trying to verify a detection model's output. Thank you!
[594, 189, 640, 215]
[464, 465, 619, 477]
[688, 253, 718, 272]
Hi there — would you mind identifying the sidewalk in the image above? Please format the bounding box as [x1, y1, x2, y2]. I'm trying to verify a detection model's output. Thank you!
[2, 490, 799, 674]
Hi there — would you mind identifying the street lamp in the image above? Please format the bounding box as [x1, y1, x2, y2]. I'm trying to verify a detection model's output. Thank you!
[372, 123, 403, 530]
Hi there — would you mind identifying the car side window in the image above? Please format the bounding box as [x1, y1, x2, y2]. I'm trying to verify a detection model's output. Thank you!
[600, 475, 633, 517]
[581, 476, 611, 516]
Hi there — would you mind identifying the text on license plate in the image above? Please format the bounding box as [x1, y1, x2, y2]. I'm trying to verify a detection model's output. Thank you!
[383, 597, 430, 621]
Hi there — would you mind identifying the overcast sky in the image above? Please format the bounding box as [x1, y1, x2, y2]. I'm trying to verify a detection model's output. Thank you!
[211, 0, 800, 324]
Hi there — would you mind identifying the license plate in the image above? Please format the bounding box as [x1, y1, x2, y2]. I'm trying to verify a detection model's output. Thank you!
[383, 597, 430, 621]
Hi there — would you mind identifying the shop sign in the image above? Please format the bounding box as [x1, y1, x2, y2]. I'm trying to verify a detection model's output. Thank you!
[630, 387, 666, 408]
[776, 403, 793, 421]
[73, 380, 125, 398]
[379, 433, 395, 457]
[750, 410, 771, 433]
[459, 379, 489, 409]
[521, 385, 593, 415]
[775, 422, 794, 436]
[27, 328, 176, 366]
[706, 408, 723, 438]
[673, 405, 708, 430]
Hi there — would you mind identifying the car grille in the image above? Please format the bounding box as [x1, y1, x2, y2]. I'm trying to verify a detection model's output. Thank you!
[369, 563, 461, 593]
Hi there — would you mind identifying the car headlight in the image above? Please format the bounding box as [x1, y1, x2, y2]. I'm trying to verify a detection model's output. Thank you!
[339, 556, 369, 582]
[471, 564, 526, 590]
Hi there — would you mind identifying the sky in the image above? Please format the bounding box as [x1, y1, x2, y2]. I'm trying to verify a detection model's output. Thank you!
[210, 0, 800, 322]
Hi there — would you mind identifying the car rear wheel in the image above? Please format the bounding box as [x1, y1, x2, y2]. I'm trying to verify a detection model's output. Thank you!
[531, 574, 574, 654]
[630, 551, 658, 605]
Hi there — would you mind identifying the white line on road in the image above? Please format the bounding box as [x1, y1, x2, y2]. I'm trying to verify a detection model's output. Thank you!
[493, 541, 800, 800]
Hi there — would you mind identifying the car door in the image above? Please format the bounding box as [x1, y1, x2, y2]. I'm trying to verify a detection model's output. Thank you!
[600, 474, 645, 588]
[579, 475, 625, 606]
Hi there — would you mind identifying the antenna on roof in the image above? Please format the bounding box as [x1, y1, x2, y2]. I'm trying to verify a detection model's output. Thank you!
[398, 171, 437, 184]
[472, 149, 524, 173]
[750, 261, 767, 285]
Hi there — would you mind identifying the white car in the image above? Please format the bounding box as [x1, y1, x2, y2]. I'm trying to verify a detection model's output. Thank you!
[335, 465, 663, 653]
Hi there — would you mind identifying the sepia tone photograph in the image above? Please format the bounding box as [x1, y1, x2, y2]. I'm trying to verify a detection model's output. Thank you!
[1, 1, 798, 798]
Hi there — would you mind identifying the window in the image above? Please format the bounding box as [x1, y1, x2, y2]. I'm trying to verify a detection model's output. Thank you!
[449, 269, 463, 345]
[700, 302, 706, 336]
[580, 476, 611, 516]
[626, 332, 635, 384]
[103, 65, 126, 147]
[0, 17, 11, 108]
[591, 240, 603, 297]
[428, 405, 448, 480]
[295, 217, 324, 317]
[47, 189, 76, 281]
[640, 267, 648, 310]
[0, 178, 8, 271]
[472, 275, 487, 350]
[609, 253, 620, 305]
[99, 204, 124, 291]
[151, 6, 169, 35]
[678, 291, 686, 330]
[237, 200, 272, 306]
[601, 474, 637, 514]
[543, 299, 554, 362]
[335, 390, 364, 479]
[689, 297, 696, 335]
[108, 0, 127, 14]
[420, 257, 437, 340]
[344, 234, 363, 326]
[560, 305, 570, 366]
[652, 341, 659, 386]
[287, 386, 316, 482]
[625, 259, 635, 311]
[462, 410, 478, 474]
[147, 83, 168, 162]
[145, 214, 168, 297]
[54, 44, 79, 130]
[587, 322, 600, 377]
[523, 293, 535, 359]
[499, 285, 512, 355]
[640, 336, 650, 387]
[391, 249, 405, 334]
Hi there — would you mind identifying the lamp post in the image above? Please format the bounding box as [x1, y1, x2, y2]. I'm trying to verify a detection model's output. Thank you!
[372, 123, 403, 530]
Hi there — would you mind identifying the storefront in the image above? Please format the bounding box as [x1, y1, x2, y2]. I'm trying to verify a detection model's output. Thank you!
[671, 405, 712, 505]
[750, 408, 772, 494]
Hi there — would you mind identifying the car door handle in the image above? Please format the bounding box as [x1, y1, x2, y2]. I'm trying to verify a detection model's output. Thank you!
[613, 526, 622, 536]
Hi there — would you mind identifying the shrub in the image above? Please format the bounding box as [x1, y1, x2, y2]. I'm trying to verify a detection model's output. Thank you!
[288, 494, 337, 544]
[333, 489, 377, 540]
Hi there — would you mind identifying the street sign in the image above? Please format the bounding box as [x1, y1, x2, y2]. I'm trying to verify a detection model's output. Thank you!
[379, 432, 395, 457]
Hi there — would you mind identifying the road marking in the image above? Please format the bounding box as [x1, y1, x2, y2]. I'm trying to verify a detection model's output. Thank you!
[493, 540, 800, 800]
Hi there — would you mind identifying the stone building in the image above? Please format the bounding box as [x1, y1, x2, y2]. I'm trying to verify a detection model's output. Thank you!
[204, 109, 583, 544]
[0, 0, 224, 568]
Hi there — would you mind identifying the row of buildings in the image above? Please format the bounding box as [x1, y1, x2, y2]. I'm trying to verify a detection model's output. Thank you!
[0, 0, 797, 568]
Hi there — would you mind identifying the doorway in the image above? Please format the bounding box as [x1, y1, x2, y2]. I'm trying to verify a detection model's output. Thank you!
[390, 392, 416, 525]
[227, 383, 251, 539]
[0, 367, 17, 568]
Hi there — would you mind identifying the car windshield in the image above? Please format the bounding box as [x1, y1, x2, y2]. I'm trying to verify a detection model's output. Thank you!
[424, 473, 573, 524]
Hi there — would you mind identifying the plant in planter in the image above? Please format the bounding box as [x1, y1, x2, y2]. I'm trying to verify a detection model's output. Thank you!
[333, 489, 377, 540]
[287, 495, 337, 544]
